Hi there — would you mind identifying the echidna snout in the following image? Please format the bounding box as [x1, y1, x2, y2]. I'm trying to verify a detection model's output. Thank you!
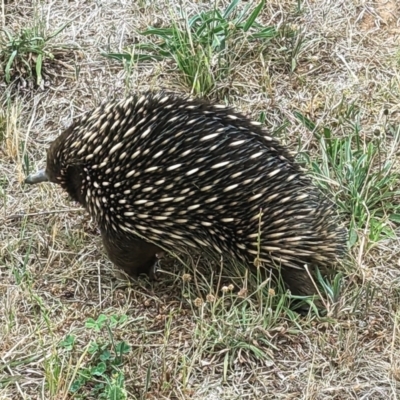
[26, 91, 347, 296]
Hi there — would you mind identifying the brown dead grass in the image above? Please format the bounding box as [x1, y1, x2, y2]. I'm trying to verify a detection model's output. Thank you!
[1, 1, 400, 399]
[360, 0, 398, 32]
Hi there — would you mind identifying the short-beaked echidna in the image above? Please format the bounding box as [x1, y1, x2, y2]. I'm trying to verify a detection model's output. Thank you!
[26, 91, 347, 296]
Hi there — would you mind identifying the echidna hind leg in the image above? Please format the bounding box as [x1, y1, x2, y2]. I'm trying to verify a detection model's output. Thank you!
[100, 229, 162, 278]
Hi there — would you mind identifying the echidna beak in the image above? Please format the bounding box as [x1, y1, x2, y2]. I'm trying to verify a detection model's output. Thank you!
[25, 169, 49, 185]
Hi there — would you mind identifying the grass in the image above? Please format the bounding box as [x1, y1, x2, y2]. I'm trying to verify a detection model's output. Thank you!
[0, 14, 74, 87]
[103, 0, 277, 97]
[1, 0, 400, 399]
[295, 109, 400, 249]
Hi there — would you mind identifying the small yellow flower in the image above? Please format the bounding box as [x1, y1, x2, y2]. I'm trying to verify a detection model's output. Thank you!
[221, 286, 229, 293]
[206, 294, 215, 302]
[194, 297, 203, 307]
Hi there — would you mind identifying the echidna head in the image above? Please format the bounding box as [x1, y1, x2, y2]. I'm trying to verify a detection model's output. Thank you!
[25, 143, 59, 184]
[25, 127, 85, 205]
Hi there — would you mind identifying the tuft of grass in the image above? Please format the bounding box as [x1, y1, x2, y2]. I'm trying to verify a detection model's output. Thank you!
[174, 263, 304, 384]
[103, 0, 276, 97]
[295, 110, 400, 250]
[0, 19, 72, 86]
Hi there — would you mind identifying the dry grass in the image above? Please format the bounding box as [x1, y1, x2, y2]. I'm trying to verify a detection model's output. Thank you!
[1, 0, 400, 399]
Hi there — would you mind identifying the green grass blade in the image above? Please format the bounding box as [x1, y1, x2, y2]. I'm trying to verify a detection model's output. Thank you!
[140, 27, 175, 37]
[5, 50, 18, 83]
[35, 53, 43, 85]
[243, 0, 265, 32]
[293, 110, 316, 131]
[46, 17, 78, 40]
[249, 26, 277, 39]
[223, 0, 241, 19]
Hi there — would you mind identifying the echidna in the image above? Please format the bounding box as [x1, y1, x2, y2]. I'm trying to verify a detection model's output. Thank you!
[25, 91, 346, 296]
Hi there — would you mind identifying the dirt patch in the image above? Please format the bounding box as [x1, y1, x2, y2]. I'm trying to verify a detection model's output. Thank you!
[360, 0, 399, 35]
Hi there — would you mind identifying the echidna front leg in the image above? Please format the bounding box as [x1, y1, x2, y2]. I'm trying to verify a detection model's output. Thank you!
[278, 265, 330, 298]
[100, 229, 163, 279]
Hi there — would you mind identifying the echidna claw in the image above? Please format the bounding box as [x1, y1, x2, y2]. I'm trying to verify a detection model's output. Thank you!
[149, 258, 162, 281]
